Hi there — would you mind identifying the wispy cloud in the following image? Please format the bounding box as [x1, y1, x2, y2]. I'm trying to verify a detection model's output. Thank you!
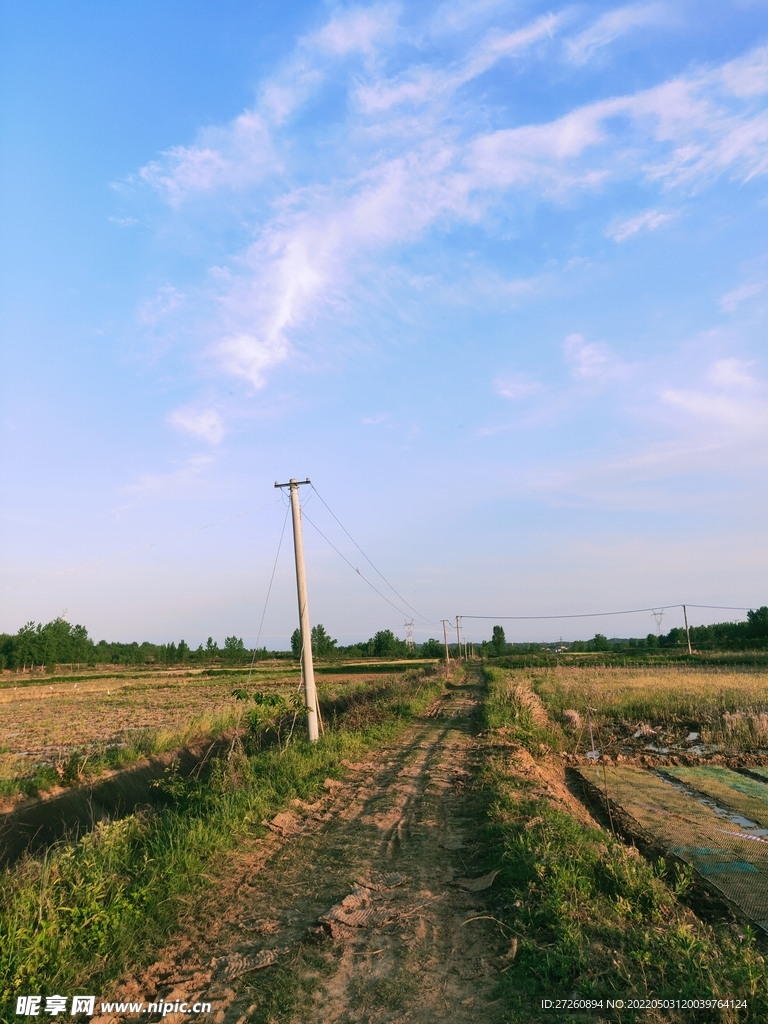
[128, 7, 768, 408]
[139, 113, 279, 206]
[662, 359, 767, 433]
[607, 208, 677, 241]
[567, 3, 672, 65]
[720, 277, 768, 312]
[356, 12, 561, 112]
[495, 372, 544, 399]
[138, 286, 186, 325]
[563, 333, 631, 382]
[167, 407, 225, 444]
[121, 454, 215, 502]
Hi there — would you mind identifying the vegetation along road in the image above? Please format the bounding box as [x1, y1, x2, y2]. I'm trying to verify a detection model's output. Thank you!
[5, 660, 768, 1023]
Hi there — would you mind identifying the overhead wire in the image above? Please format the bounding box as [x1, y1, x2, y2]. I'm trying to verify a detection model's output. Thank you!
[459, 603, 754, 621]
[299, 507, 436, 627]
[2, 498, 283, 592]
[246, 503, 291, 685]
[309, 483, 436, 624]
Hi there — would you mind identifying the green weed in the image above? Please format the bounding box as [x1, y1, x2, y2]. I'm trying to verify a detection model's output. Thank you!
[0, 670, 443, 1021]
[481, 667, 768, 1022]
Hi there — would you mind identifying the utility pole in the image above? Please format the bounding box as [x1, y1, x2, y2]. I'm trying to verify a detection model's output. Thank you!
[683, 604, 693, 656]
[441, 619, 451, 667]
[455, 615, 463, 661]
[275, 478, 319, 742]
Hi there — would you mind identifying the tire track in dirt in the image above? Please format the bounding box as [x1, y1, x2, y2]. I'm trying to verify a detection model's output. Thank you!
[97, 678, 508, 1024]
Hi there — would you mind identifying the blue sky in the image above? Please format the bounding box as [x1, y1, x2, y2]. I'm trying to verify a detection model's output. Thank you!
[1, 0, 767, 648]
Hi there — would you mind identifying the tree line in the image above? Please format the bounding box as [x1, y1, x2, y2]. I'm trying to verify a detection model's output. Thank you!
[3, 607, 765, 672]
[0, 619, 444, 672]
[0, 619, 284, 671]
[481, 608, 768, 655]
[289, 625, 443, 660]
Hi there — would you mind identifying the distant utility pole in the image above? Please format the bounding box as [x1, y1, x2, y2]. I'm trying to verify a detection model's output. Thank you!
[441, 619, 451, 667]
[683, 604, 693, 656]
[274, 477, 319, 742]
[455, 615, 463, 661]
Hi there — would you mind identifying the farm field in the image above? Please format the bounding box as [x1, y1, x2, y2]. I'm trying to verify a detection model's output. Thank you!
[5, 660, 768, 1022]
[528, 663, 768, 757]
[0, 663, 420, 804]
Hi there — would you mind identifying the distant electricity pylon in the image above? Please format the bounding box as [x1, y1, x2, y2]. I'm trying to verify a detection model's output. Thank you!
[404, 620, 415, 650]
[651, 609, 665, 635]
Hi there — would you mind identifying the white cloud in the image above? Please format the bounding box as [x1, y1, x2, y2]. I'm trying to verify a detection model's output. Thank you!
[130, 7, 768, 394]
[356, 13, 561, 112]
[138, 286, 185, 325]
[708, 358, 758, 388]
[661, 359, 767, 433]
[121, 453, 214, 501]
[167, 407, 225, 444]
[139, 112, 278, 205]
[362, 413, 389, 424]
[495, 373, 543, 399]
[720, 277, 768, 312]
[563, 333, 631, 382]
[607, 208, 677, 241]
[314, 3, 399, 56]
[567, 3, 671, 65]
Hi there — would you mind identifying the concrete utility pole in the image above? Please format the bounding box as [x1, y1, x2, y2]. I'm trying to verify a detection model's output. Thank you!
[455, 615, 463, 661]
[683, 604, 693, 656]
[275, 477, 319, 742]
[441, 619, 451, 667]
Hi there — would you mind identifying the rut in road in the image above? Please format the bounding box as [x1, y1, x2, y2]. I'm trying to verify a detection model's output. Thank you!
[100, 677, 509, 1024]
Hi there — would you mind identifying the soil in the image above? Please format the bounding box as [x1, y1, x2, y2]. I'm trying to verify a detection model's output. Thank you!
[0, 668, 402, 806]
[93, 678, 512, 1024]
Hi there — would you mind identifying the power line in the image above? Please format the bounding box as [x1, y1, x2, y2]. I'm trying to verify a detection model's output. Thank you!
[309, 483, 436, 624]
[300, 508, 435, 627]
[246, 503, 291, 684]
[460, 603, 755, 621]
[685, 604, 755, 612]
[1, 498, 283, 592]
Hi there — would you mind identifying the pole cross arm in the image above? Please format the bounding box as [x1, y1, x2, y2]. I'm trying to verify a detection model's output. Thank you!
[275, 479, 311, 488]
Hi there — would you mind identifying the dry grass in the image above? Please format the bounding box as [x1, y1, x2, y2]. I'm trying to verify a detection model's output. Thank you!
[501, 664, 768, 754]
[0, 665, 399, 797]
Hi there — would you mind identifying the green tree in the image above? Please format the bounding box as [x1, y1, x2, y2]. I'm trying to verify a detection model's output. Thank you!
[311, 623, 337, 657]
[290, 628, 302, 658]
[224, 636, 245, 661]
[645, 632, 659, 649]
[592, 633, 610, 651]
[490, 625, 506, 656]
[421, 638, 444, 658]
[372, 629, 404, 657]
[205, 637, 218, 656]
[747, 606, 768, 639]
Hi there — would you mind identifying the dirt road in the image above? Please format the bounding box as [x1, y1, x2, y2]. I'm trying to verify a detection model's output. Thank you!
[101, 676, 509, 1024]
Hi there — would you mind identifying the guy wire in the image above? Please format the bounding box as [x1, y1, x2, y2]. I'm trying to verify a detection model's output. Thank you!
[247, 504, 291, 686]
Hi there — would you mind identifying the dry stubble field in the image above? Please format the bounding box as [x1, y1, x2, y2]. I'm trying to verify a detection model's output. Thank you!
[0, 664, 406, 805]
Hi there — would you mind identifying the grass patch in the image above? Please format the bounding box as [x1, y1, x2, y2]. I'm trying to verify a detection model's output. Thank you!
[480, 668, 768, 1022]
[0, 669, 443, 1021]
[483, 666, 566, 755]
[485, 663, 768, 755]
